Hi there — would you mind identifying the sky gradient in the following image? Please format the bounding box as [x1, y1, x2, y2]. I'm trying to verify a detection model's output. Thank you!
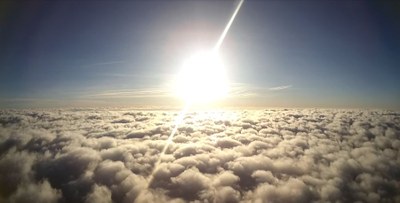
[1, 0, 399, 109]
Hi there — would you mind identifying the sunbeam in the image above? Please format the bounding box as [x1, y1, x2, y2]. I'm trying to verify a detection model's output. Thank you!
[214, 0, 244, 51]
[146, 103, 191, 188]
[145, 0, 245, 191]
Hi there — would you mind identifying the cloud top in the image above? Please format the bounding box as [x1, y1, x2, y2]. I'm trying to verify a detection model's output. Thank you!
[0, 108, 399, 202]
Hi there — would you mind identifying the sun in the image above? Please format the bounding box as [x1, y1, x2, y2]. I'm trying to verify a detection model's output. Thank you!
[174, 51, 229, 104]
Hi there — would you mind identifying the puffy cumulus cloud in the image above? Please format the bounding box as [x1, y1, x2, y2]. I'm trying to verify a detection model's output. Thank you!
[250, 178, 314, 203]
[170, 167, 210, 200]
[85, 184, 112, 203]
[8, 180, 61, 203]
[0, 108, 400, 202]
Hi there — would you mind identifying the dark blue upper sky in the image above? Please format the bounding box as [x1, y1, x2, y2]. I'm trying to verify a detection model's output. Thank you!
[1, 0, 399, 109]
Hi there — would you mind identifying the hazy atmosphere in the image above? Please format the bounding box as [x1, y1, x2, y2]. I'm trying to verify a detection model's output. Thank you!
[1, 1, 400, 203]
[1, 0, 399, 108]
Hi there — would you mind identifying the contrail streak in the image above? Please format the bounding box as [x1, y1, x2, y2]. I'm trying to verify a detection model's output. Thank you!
[214, 0, 244, 51]
[145, 0, 244, 190]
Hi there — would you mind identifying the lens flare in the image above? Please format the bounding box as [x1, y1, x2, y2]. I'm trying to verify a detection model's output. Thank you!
[214, 0, 244, 51]
[146, 103, 190, 188]
[145, 0, 245, 190]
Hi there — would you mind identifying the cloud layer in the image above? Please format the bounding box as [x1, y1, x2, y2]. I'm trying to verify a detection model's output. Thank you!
[0, 108, 399, 202]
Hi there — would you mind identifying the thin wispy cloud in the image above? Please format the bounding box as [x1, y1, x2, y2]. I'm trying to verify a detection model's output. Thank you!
[230, 83, 293, 98]
[82, 60, 125, 69]
[84, 88, 171, 99]
[269, 85, 292, 91]
[97, 73, 172, 79]
[229, 83, 259, 98]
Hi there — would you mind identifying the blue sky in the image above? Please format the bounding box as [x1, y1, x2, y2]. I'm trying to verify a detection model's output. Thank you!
[0, 0, 399, 109]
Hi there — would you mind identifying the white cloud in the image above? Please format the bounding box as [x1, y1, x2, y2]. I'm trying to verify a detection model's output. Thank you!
[0, 108, 399, 202]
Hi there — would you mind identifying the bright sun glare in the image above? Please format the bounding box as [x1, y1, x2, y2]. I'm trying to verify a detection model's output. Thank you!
[175, 51, 229, 104]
